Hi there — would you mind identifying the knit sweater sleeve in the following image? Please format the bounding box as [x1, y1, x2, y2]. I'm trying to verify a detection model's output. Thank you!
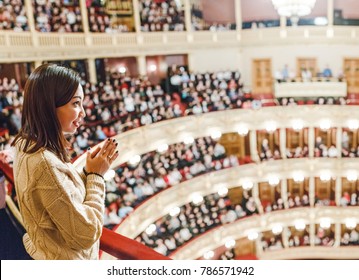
[78, 168, 87, 183]
[39, 159, 106, 250]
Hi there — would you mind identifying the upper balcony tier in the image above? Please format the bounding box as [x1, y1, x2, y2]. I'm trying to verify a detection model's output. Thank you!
[72, 105, 359, 171]
[1, 26, 359, 62]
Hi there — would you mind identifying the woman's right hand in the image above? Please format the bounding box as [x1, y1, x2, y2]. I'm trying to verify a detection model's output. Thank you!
[85, 138, 119, 176]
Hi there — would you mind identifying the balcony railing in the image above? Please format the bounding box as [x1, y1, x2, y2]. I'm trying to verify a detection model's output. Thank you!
[170, 207, 359, 260]
[274, 80, 347, 98]
[1, 26, 359, 62]
[72, 105, 359, 171]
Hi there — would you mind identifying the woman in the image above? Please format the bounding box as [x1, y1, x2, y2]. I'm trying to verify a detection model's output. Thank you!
[12, 64, 119, 259]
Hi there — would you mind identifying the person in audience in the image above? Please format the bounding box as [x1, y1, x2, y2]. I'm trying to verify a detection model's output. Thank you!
[260, 138, 272, 160]
[274, 68, 283, 82]
[281, 64, 289, 80]
[349, 229, 359, 244]
[350, 193, 357, 206]
[301, 68, 312, 82]
[322, 65, 333, 78]
[328, 145, 338, 158]
[11, 64, 119, 260]
[340, 192, 350, 206]
[341, 130, 349, 156]
[315, 136, 323, 150]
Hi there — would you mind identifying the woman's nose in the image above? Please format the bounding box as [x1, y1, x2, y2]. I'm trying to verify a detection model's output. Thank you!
[80, 106, 86, 117]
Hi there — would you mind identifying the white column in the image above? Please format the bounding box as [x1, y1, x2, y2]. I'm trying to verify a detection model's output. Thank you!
[336, 127, 342, 158]
[255, 233, 264, 256]
[309, 176, 315, 206]
[280, 128, 287, 159]
[252, 182, 263, 214]
[79, 0, 90, 33]
[250, 130, 259, 162]
[335, 176, 342, 206]
[137, 55, 147, 77]
[24, 0, 36, 32]
[187, 52, 195, 72]
[282, 227, 289, 248]
[309, 222, 316, 247]
[133, 0, 142, 33]
[308, 127, 315, 158]
[327, 0, 334, 26]
[280, 16, 287, 28]
[184, 0, 192, 32]
[24, 0, 39, 47]
[334, 223, 341, 247]
[87, 58, 97, 84]
[281, 179, 289, 209]
[235, 0, 242, 31]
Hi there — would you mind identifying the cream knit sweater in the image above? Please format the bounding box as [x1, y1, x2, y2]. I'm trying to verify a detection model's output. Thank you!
[13, 141, 105, 260]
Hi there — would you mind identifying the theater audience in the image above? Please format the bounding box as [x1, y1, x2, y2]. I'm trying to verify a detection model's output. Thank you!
[139, 0, 185, 32]
[136, 191, 255, 256]
[33, 0, 83, 32]
[1, 68, 358, 253]
[0, 0, 28, 31]
[87, 3, 132, 33]
[315, 226, 335, 246]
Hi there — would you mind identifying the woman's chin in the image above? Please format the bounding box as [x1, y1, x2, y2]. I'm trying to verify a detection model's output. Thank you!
[63, 129, 77, 135]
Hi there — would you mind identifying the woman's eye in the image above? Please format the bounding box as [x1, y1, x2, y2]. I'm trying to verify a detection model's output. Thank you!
[73, 101, 80, 106]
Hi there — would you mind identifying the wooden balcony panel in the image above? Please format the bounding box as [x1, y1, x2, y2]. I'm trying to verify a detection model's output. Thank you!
[0, 34, 6, 46]
[216, 30, 238, 42]
[91, 35, 113, 46]
[9, 34, 32, 47]
[63, 35, 86, 47]
[38, 35, 61, 47]
[192, 31, 214, 43]
[142, 32, 164, 44]
[274, 81, 347, 98]
[115, 33, 138, 46]
[166, 31, 187, 44]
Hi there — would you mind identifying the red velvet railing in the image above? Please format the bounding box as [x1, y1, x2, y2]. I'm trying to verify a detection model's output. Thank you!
[100, 227, 171, 260]
[0, 158, 13, 183]
[0, 155, 171, 260]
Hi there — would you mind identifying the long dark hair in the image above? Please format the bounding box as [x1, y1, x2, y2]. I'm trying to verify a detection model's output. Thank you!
[12, 63, 81, 162]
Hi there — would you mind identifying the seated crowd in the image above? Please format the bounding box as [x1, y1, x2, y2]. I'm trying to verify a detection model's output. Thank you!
[339, 191, 359, 207]
[139, 0, 185, 32]
[103, 136, 240, 228]
[33, 0, 83, 32]
[0, 77, 23, 150]
[315, 226, 335, 246]
[1, 69, 352, 162]
[135, 191, 257, 256]
[275, 64, 344, 83]
[218, 247, 235, 260]
[0, 0, 28, 31]
[0, 68, 356, 161]
[87, 3, 132, 33]
[288, 192, 310, 208]
[261, 231, 284, 252]
[2, 68, 359, 255]
[208, 224, 358, 260]
[1, 0, 183, 33]
[288, 227, 310, 248]
[341, 227, 359, 246]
